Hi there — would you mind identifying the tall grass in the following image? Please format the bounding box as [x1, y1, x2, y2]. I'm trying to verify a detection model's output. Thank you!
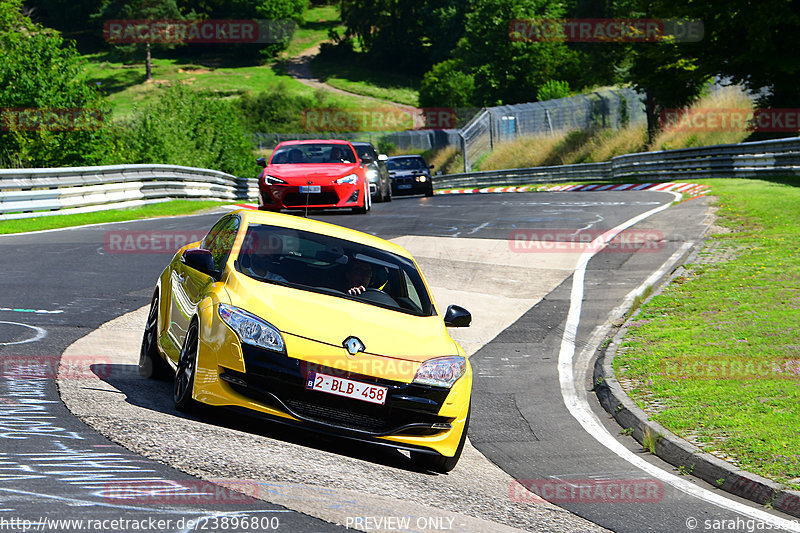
[472, 86, 756, 172]
[650, 85, 754, 151]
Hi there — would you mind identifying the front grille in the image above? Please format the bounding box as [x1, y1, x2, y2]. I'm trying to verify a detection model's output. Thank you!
[284, 398, 388, 431]
[283, 192, 339, 206]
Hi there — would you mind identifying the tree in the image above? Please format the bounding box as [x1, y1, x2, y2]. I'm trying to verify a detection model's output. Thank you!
[455, 0, 580, 106]
[340, 0, 468, 74]
[92, 0, 183, 80]
[419, 60, 474, 108]
[686, 0, 800, 111]
[0, 0, 113, 167]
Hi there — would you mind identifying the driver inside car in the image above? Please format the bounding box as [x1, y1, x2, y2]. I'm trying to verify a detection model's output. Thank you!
[343, 258, 373, 295]
[239, 232, 287, 283]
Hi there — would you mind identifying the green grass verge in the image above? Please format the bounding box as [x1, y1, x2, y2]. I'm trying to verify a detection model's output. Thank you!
[282, 4, 345, 58]
[613, 178, 800, 489]
[0, 200, 232, 234]
[310, 54, 420, 107]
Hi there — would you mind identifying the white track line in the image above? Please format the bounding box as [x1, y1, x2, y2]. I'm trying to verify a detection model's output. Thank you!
[558, 192, 800, 531]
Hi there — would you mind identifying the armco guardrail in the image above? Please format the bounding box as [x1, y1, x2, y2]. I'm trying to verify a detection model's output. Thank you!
[0, 164, 257, 220]
[435, 136, 800, 189]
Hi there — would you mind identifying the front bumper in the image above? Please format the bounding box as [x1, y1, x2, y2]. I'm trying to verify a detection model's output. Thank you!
[194, 325, 470, 456]
[259, 183, 361, 210]
[391, 175, 432, 195]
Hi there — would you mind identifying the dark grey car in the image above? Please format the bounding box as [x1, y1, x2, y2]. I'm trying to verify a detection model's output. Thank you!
[351, 142, 392, 203]
[386, 155, 434, 197]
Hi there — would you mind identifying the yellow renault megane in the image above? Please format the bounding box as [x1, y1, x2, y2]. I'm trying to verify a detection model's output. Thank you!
[139, 209, 473, 472]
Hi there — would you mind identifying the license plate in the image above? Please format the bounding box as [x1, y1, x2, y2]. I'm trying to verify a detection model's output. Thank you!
[299, 185, 321, 193]
[398, 184, 412, 190]
[305, 371, 388, 405]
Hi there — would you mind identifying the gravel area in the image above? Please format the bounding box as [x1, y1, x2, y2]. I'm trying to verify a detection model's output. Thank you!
[58, 306, 606, 533]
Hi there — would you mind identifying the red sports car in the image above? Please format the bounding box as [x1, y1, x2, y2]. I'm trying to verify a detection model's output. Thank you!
[257, 140, 372, 214]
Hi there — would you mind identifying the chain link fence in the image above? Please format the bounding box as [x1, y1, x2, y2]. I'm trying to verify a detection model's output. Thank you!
[251, 88, 645, 166]
[459, 88, 646, 171]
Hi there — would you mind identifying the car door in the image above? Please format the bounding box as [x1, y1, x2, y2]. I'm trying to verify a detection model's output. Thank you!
[168, 216, 240, 356]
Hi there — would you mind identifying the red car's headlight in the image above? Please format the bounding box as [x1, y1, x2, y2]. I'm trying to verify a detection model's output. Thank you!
[335, 173, 358, 185]
[264, 175, 287, 185]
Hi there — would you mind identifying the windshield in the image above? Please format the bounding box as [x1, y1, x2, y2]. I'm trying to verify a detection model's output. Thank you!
[353, 145, 376, 161]
[270, 143, 356, 164]
[386, 157, 426, 170]
[236, 224, 435, 316]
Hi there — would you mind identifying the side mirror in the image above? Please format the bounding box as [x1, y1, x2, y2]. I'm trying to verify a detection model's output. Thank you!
[182, 248, 219, 279]
[444, 304, 471, 327]
[378, 154, 388, 161]
[256, 157, 267, 168]
[429, 164, 435, 169]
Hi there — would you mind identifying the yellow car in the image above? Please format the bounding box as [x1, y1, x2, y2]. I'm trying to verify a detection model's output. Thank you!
[139, 209, 473, 472]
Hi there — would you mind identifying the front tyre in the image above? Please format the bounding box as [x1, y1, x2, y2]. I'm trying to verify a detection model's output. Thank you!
[410, 405, 470, 473]
[139, 294, 169, 379]
[174, 320, 199, 412]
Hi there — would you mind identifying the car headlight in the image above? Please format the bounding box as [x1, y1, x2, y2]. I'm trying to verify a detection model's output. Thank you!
[218, 304, 285, 352]
[335, 173, 358, 185]
[416, 175, 428, 182]
[366, 169, 378, 181]
[413, 356, 466, 388]
[264, 175, 287, 185]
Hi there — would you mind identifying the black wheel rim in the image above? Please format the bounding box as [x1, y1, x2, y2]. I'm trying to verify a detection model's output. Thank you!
[174, 327, 197, 401]
[139, 298, 158, 367]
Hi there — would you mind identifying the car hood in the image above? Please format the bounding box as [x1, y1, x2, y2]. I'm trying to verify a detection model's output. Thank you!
[265, 163, 361, 184]
[226, 272, 459, 362]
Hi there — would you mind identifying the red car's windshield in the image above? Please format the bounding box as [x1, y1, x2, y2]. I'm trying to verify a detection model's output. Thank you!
[271, 144, 357, 164]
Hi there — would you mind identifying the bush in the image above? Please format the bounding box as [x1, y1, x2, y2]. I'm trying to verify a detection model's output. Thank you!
[238, 82, 329, 133]
[537, 80, 571, 101]
[0, 0, 112, 168]
[119, 85, 254, 177]
[419, 60, 475, 109]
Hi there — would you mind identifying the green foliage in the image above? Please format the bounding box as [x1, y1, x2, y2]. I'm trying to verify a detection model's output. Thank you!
[537, 80, 570, 101]
[237, 82, 329, 134]
[0, 0, 113, 167]
[340, 0, 467, 74]
[455, 0, 579, 106]
[419, 60, 475, 108]
[118, 84, 253, 177]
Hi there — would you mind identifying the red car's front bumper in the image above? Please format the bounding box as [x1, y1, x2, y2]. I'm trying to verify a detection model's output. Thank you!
[259, 183, 362, 210]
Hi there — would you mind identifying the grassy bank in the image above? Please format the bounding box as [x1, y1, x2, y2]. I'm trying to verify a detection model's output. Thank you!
[613, 178, 800, 489]
[476, 86, 754, 172]
[0, 200, 231, 234]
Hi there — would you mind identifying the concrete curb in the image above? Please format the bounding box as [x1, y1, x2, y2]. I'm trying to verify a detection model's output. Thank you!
[592, 259, 800, 518]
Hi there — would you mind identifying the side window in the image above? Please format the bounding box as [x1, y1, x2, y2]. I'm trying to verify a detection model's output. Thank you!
[205, 217, 240, 271]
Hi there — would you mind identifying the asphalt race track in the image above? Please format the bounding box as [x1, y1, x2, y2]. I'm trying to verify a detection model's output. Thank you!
[1, 190, 798, 532]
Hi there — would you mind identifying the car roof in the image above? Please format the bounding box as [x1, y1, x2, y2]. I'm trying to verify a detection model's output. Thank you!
[276, 139, 352, 146]
[387, 154, 423, 159]
[230, 209, 414, 260]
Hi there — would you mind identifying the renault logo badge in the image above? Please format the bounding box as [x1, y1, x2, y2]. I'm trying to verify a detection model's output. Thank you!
[343, 336, 365, 355]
